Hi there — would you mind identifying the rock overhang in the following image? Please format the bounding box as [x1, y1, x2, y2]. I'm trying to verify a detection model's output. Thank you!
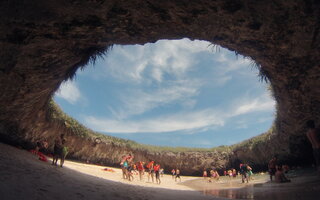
[0, 0, 319, 173]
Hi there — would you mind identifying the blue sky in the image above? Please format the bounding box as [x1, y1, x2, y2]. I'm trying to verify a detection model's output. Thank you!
[54, 38, 275, 148]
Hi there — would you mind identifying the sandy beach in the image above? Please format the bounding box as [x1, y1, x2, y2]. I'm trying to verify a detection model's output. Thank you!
[1, 142, 320, 200]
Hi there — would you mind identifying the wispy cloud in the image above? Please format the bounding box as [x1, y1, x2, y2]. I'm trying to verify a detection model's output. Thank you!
[83, 108, 224, 134]
[83, 93, 275, 134]
[229, 94, 275, 117]
[55, 80, 81, 104]
[111, 79, 201, 119]
[73, 39, 274, 137]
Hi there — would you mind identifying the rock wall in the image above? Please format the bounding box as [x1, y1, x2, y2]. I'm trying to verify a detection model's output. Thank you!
[0, 0, 320, 174]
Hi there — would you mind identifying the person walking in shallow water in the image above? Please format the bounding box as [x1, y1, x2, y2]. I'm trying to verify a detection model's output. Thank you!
[268, 157, 277, 181]
[240, 163, 249, 183]
[305, 120, 320, 173]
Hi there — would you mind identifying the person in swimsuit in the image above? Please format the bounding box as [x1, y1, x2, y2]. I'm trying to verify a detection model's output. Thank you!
[175, 169, 181, 182]
[232, 169, 237, 178]
[203, 168, 208, 180]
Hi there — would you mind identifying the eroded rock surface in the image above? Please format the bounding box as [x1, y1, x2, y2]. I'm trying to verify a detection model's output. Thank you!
[0, 0, 319, 174]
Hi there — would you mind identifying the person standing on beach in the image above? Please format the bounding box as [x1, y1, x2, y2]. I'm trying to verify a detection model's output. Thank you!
[208, 169, 214, 182]
[154, 164, 161, 184]
[160, 168, 164, 177]
[268, 157, 277, 181]
[146, 161, 155, 183]
[52, 134, 64, 166]
[171, 169, 176, 179]
[232, 169, 237, 178]
[305, 120, 320, 173]
[127, 164, 134, 181]
[247, 165, 253, 180]
[137, 161, 144, 181]
[175, 169, 181, 182]
[60, 138, 68, 167]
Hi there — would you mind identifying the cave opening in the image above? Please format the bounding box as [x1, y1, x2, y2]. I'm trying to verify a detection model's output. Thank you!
[1, 2, 320, 199]
[54, 38, 275, 149]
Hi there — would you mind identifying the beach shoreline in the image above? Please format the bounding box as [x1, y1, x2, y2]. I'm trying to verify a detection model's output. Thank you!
[1, 142, 320, 200]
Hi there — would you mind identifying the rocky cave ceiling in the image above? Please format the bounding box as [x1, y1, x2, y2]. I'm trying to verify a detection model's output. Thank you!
[0, 0, 319, 167]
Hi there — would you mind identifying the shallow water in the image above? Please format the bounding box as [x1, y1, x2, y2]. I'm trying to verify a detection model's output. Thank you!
[200, 174, 268, 199]
[181, 171, 320, 200]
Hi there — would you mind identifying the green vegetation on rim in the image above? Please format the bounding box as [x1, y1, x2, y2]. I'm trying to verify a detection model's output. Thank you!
[48, 99, 274, 154]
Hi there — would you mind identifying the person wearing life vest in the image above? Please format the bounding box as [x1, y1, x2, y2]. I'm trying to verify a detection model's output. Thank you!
[137, 161, 144, 181]
[154, 164, 161, 184]
[146, 161, 155, 183]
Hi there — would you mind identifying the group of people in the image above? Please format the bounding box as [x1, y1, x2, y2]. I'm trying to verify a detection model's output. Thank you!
[170, 169, 181, 182]
[203, 168, 220, 182]
[120, 155, 164, 184]
[266, 120, 320, 183]
[268, 156, 291, 183]
[239, 163, 253, 183]
[224, 169, 238, 178]
[30, 119, 319, 187]
[203, 165, 253, 184]
[31, 133, 68, 167]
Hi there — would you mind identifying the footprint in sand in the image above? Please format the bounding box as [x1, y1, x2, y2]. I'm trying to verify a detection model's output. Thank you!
[76, 192, 84, 198]
[38, 188, 48, 192]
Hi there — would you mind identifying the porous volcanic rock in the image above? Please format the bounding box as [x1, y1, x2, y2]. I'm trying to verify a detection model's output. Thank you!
[0, 0, 319, 174]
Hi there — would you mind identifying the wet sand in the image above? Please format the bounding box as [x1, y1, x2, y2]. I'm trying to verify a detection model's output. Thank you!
[1, 142, 320, 200]
[181, 169, 320, 199]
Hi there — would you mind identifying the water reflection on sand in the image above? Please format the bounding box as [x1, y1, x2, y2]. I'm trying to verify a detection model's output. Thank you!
[181, 171, 320, 200]
[201, 175, 264, 199]
[203, 187, 254, 199]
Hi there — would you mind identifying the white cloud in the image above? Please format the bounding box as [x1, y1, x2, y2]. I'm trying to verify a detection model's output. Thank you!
[112, 80, 201, 119]
[55, 80, 81, 104]
[83, 108, 224, 134]
[73, 39, 275, 138]
[82, 90, 275, 135]
[230, 95, 275, 117]
[100, 38, 211, 83]
[95, 39, 218, 118]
